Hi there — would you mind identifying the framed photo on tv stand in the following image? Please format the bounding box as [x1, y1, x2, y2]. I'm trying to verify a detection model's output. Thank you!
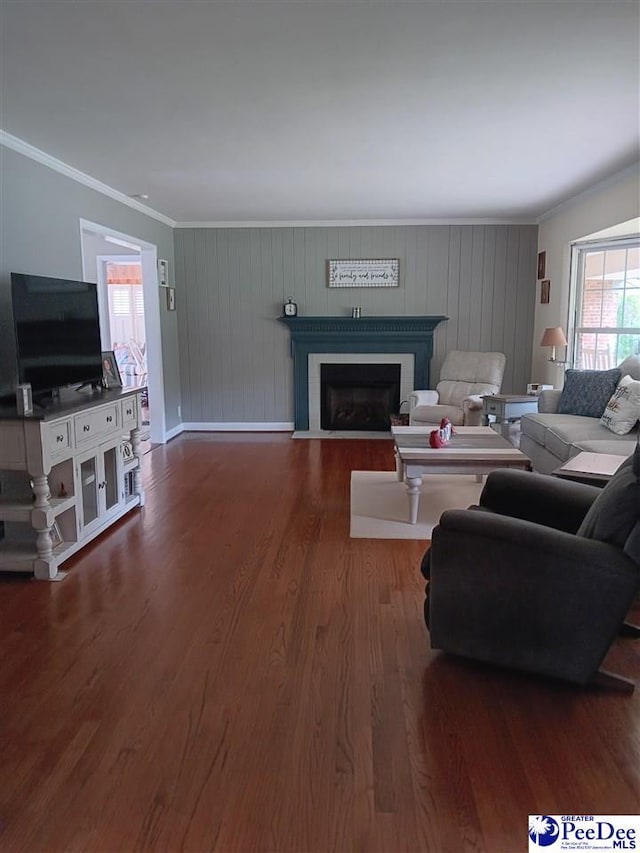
[101, 351, 122, 389]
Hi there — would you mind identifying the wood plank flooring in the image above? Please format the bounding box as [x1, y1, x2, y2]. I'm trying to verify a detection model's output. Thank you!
[0, 434, 638, 852]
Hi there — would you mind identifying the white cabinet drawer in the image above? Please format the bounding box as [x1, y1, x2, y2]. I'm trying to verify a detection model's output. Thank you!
[74, 404, 120, 447]
[45, 419, 72, 461]
[121, 397, 138, 430]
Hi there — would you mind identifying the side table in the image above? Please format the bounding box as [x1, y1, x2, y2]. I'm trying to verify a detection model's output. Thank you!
[481, 394, 539, 436]
[552, 451, 628, 487]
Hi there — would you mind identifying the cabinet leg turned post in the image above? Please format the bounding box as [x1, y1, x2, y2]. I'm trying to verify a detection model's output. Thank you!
[32, 474, 57, 579]
[32, 474, 51, 510]
[131, 427, 146, 506]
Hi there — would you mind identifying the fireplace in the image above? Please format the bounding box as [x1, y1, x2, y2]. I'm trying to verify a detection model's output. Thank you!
[321, 363, 401, 430]
[278, 315, 448, 431]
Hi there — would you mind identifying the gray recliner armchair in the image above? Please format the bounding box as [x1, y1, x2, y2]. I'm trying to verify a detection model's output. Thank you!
[421, 451, 640, 688]
[409, 350, 506, 426]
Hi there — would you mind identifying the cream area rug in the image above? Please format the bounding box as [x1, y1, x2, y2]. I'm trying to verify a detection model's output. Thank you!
[350, 470, 484, 540]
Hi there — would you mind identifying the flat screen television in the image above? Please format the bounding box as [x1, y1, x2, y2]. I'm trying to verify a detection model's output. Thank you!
[11, 273, 103, 395]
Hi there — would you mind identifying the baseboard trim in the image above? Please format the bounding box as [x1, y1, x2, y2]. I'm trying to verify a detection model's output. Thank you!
[164, 423, 185, 442]
[181, 422, 294, 432]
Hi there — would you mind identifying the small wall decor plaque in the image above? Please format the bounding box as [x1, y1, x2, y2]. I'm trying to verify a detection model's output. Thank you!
[327, 259, 399, 288]
[540, 279, 550, 304]
[158, 259, 169, 287]
[537, 251, 546, 280]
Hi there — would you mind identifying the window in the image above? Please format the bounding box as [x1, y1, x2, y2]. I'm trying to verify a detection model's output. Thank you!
[112, 287, 131, 316]
[571, 238, 640, 369]
[104, 262, 146, 381]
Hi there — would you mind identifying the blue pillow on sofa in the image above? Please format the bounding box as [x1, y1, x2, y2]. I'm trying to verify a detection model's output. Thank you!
[558, 368, 621, 418]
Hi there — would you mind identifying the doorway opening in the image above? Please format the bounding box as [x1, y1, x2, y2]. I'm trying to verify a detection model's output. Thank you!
[99, 257, 150, 437]
[80, 220, 166, 444]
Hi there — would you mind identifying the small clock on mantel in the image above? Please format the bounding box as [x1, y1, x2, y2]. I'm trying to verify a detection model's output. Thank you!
[283, 298, 298, 317]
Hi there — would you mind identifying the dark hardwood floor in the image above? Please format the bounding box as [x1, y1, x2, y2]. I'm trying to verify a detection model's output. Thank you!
[0, 434, 638, 852]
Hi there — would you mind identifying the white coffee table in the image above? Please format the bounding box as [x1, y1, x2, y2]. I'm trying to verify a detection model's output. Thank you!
[392, 425, 530, 524]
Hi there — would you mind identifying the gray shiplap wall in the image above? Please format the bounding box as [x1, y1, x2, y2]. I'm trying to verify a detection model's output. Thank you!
[174, 225, 537, 424]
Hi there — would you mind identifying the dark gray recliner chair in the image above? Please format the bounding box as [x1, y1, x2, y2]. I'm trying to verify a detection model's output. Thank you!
[421, 450, 640, 688]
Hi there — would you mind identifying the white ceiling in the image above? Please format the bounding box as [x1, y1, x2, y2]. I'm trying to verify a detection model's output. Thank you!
[1, 1, 638, 225]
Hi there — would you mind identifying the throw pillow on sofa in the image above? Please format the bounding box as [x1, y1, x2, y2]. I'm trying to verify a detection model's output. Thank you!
[558, 368, 621, 418]
[601, 374, 640, 435]
[617, 353, 640, 381]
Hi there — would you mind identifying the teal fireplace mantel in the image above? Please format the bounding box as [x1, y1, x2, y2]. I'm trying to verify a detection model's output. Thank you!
[278, 315, 448, 430]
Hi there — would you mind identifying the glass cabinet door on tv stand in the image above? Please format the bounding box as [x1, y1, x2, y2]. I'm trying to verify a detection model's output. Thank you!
[76, 436, 124, 539]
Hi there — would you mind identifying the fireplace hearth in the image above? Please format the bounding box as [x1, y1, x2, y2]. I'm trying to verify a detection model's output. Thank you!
[321, 363, 400, 431]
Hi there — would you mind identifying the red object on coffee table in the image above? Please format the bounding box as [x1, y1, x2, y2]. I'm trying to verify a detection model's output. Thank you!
[429, 416, 454, 448]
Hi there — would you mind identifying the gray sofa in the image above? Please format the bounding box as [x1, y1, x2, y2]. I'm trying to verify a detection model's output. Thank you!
[520, 355, 640, 474]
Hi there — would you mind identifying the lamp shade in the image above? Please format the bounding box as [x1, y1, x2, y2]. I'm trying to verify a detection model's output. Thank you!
[540, 326, 568, 348]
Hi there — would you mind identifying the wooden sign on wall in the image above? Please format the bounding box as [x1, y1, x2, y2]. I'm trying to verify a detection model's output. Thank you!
[327, 259, 399, 288]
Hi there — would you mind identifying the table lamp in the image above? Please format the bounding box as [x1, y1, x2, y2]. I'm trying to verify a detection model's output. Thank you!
[540, 326, 568, 363]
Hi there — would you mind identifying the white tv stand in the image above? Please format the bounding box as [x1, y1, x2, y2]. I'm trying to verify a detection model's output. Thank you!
[0, 387, 145, 580]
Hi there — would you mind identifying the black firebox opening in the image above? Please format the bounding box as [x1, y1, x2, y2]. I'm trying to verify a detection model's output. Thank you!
[320, 363, 401, 431]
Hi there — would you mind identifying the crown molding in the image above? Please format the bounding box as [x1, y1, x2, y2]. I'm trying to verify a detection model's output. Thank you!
[536, 162, 640, 224]
[1, 130, 551, 229]
[0, 130, 177, 228]
[175, 217, 535, 228]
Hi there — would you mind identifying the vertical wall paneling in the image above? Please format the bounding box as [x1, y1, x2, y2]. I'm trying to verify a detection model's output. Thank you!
[515, 226, 535, 390]
[180, 230, 200, 421]
[248, 230, 262, 420]
[403, 227, 418, 315]
[202, 231, 214, 421]
[427, 226, 448, 366]
[175, 224, 537, 424]
[480, 226, 496, 352]
[206, 231, 218, 419]
[445, 227, 461, 359]
[457, 228, 473, 350]
[175, 230, 189, 419]
[469, 228, 485, 352]
[237, 230, 252, 418]
[216, 229, 233, 418]
[492, 226, 508, 358]
[230, 230, 245, 416]
[502, 228, 521, 392]
[194, 228, 209, 420]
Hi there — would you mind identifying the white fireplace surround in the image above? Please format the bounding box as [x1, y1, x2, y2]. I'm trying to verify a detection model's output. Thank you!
[308, 353, 415, 432]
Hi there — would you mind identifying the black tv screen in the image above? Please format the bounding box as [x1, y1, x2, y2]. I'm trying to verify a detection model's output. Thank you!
[11, 273, 103, 393]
